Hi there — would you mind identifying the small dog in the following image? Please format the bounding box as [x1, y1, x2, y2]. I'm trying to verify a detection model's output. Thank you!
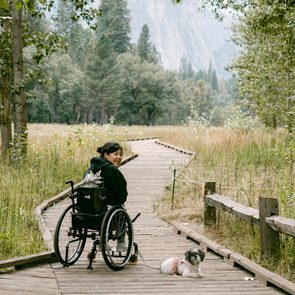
[160, 248, 205, 278]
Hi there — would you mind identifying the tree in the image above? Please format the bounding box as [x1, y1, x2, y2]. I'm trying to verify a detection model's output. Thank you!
[115, 52, 179, 126]
[140, 67, 178, 125]
[81, 0, 131, 123]
[211, 69, 219, 91]
[96, 0, 131, 54]
[137, 24, 160, 64]
[178, 55, 194, 80]
[0, 14, 12, 162]
[232, 2, 295, 129]
[83, 34, 118, 124]
[201, 0, 295, 129]
[11, 2, 27, 159]
[40, 53, 84, 124]
[0, 0, 101, 161]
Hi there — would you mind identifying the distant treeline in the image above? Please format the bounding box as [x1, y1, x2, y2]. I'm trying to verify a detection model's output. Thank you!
[24, 1, 238, 126]
[3, 0, 293, 161]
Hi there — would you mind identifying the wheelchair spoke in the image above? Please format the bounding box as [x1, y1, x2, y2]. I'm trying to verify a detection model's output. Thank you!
[101, 206, 134, 271]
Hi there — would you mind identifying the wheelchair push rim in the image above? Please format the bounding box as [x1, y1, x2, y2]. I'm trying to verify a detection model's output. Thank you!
[100, 206, 134, 271]
[54, 204, 87, 266]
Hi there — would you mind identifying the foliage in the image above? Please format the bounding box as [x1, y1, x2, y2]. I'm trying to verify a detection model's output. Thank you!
[137, 24, 160, 64]
[96, 0, 131, 54]
[115, 52, 180, 125]
[201, 0, 295, 130]
[236, 3, 295, 129]
[178, 55, 194, 80]
[0, 0, 102, 162]
[2, 0, 243, 133]
[79, 0, 131, 124]
[224, 105, 263, 130]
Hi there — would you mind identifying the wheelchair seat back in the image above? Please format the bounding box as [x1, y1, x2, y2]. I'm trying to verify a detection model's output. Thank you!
[76, 183, 106, 214]
[72, 183, 107, 230]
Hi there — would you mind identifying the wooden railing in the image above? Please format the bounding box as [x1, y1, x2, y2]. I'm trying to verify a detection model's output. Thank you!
[203, 182, 295, 258]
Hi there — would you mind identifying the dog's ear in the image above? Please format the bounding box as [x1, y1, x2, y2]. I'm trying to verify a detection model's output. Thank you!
[198, 249, 205, 261]
[185, 249, 192, 262]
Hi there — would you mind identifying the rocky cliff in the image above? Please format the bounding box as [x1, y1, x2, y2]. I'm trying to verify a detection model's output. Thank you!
[128, 0, 236, 77]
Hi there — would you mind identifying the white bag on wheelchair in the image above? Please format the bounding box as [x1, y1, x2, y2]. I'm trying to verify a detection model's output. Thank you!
[84, 170, 103, 185]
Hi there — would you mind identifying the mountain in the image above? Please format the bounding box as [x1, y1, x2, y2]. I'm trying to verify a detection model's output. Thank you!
[128, 0, 237, 77]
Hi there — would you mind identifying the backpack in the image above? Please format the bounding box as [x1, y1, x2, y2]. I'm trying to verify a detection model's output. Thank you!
[76, 170, 107, 214]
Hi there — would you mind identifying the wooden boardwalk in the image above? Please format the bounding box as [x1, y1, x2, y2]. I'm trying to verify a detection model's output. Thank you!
[0, 139, 290, 295]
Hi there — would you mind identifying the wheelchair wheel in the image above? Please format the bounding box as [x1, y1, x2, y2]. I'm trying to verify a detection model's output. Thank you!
[54, 204, 87, 266]
[100, 206, 134, 271]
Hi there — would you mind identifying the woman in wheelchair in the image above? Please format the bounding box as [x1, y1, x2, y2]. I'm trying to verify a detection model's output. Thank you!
[84, 141, 128, 252]
[54, 141, 138, 271]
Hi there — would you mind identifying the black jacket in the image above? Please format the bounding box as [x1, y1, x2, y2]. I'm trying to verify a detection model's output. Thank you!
[87, 157, 127, 206]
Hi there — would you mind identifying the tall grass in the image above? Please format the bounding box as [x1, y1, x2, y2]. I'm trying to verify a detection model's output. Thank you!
[0, 124, 125, 259]
[153, 126, 294, 282]
[0, 124, 294, 282]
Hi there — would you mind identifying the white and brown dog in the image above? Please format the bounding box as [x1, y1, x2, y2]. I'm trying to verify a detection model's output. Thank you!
[160, 248, 205, 278]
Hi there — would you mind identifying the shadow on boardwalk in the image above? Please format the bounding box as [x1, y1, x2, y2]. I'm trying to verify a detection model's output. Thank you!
[0, 139, 288, 295]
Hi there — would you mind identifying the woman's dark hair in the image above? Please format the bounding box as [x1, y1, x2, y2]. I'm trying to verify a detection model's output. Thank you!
[97, 142, 123, 157]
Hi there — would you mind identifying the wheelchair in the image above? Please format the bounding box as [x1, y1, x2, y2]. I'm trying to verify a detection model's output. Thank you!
[53, 180, 140, 271]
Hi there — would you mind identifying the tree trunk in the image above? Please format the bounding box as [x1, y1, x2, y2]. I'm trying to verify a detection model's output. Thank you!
[0, 76, 12, 163]
[0, 15, 13, 163]
[11, 3, 27, 158]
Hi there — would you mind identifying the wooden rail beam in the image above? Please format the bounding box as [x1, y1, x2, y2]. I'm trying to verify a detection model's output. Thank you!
[205, 194, 259, 224]
[204, 193, 295, 262]
[265, 215, 295, 238]
[204, 194, 295, 237]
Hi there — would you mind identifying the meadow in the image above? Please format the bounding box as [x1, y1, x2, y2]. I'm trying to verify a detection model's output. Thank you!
[0, 123, 294, 282]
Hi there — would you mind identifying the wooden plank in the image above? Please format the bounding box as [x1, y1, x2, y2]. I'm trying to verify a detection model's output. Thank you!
[0, 264, 61, 295]
[205, 194, 260, 224]
[155, 140, 195, 156]
[0, 251, 56, 270]
[266, 216, 295, 238]
[230, 253, 295, 295]
[205, 194, 295, 238]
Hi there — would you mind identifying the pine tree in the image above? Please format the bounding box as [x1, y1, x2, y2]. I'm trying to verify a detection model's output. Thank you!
[81, 0, 131, 123]
[211, 70, 219, 91]
[97, 0, 131, 54]
[178, 55, 194, 80]
[137, 24, 159, 63]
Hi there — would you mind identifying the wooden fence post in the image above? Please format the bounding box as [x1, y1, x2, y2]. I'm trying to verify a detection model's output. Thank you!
[203, 182, 216, 226]
[259, 197, 280, 259]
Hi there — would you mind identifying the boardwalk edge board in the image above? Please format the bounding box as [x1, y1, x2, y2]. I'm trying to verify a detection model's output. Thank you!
[155, 140, 195, 156]
[0, 153, 139, 271]
[0, 251, 57, 271]
[127, 137, 159, 141]
[172, 221, 295, 295]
